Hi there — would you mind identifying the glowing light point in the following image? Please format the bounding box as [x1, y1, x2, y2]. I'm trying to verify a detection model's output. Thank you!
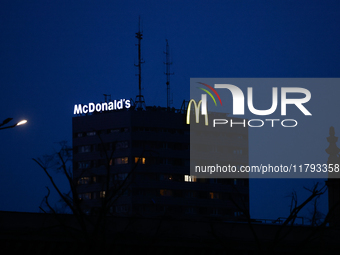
[16, 120, 27, 126]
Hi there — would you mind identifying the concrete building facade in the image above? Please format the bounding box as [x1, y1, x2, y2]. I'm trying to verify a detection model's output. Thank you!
[72, 105, 249, 219]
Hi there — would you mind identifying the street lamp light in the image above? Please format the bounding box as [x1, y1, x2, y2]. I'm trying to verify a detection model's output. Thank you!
[16, 120, 27, 126]
[0, 118, 28, 130]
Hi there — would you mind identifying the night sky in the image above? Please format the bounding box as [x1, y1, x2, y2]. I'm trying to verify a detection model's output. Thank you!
[1, 0, 340, 221]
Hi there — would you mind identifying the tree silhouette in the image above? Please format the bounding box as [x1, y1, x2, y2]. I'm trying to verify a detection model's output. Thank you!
[33, 136, 144, 253]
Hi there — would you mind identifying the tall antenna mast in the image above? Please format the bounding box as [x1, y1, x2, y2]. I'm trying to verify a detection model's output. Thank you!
[164, 39, 174, 109]
[134, 16, 146, 110]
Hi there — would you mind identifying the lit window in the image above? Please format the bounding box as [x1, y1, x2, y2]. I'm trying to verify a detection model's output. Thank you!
[160, 174, 172, 181]
[160, 189, 173, 196]
[100, 191, 106, 198]
[78, 177, 90, 185]
[115, 157, 128, 164]
[209, 192, 219, 199]
[135, 157, 145, 164]
[184, 175, 196, 182]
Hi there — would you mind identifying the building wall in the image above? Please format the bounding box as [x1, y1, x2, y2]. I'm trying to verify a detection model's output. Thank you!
[72, 107, 249, 219]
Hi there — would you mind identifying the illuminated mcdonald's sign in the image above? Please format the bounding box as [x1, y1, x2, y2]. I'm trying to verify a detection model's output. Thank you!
[186, 94, 208, 126]
[74, 99, 131, 115]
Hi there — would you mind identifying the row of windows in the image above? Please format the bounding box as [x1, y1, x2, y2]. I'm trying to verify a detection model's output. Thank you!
[74, 126, 189, 138]
[77, 174, 249, 187]
[77, 173, 193, 186]
[138, 174, 248, 186]
[79, 188, 131, 201]
[78, 191, 106, 200]
[76, 131, 97, 138]
[76, 141, 189, 154]
[77, 157, 130, 169]
[75, 157, 188, 170]
[75, 128, 129, 138]
[76, 141, 129, 154]
[132, 127, 188, 135]
[158, 189, 248, 201]
[78, 173, 130, 185]
[77, 144, 244, 156]
[76, 143, 243, 155]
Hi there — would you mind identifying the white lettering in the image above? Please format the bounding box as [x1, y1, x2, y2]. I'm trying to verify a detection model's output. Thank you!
[213, 119, 228, 127]
[74, 98, 132, 115]
[101, 102, 108, 111]
[108, 102, 113, 110]
[248, 87, 278, 115]
[125, 100, 131, 108]
[230, 119, 246, 127]
[74, 104, 83, 115]
[83, 105, 88, 114]
[248, 119, 264, 127]
[265, 119, 280, 127]
[212, 118, 298, 127]
[89, 103, 95, 113]
[281, 119, 298, 127]
[281, 87, 312, 116]
[117, 99, 123, 109]
[95, 103, 101, 112]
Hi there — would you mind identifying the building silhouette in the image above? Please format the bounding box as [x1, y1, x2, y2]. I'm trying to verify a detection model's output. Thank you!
[72, 103, 249, 219]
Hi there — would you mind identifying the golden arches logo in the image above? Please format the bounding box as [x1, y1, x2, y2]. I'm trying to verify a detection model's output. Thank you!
[186, 95, 208, 126]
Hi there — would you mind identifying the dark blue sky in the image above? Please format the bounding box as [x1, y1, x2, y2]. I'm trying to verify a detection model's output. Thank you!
[1, 0, 340, 220]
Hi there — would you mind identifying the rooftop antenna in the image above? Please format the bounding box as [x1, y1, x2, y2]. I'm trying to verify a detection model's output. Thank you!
[164, 39, 174, 109]
[134, 16, 146, 110]
[103, 94, 111, 102]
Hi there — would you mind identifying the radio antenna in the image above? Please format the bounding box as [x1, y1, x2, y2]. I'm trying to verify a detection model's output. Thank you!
[164, 39, 174, 109]
[134, 16, 146, 110]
